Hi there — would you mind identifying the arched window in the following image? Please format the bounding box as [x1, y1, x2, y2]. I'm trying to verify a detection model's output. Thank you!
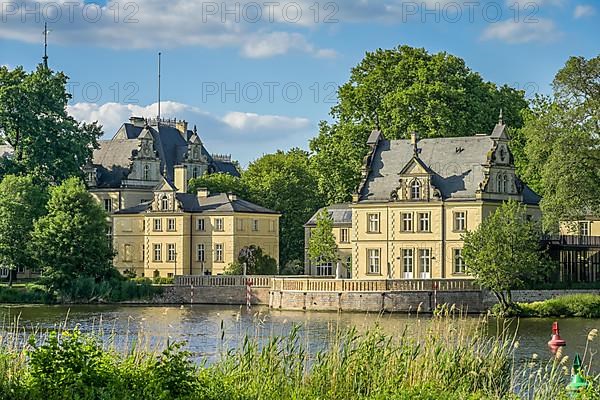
[192, 166, 199, 179]
[161, 196, 169, 211]
[143, 165, 151, 180]
[503, 174, 509, 193]
[410, 180, 421, 200]
[497, 174, 504, 193]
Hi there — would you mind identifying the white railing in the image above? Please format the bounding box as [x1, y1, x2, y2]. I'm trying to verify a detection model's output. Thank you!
[175, 275, 273, 288]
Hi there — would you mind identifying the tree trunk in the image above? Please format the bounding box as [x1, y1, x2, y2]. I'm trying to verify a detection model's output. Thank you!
[8, 268, 14, 287]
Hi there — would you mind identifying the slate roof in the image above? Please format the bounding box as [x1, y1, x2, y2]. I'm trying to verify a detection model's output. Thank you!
[359, 135, 540, 205]
[92, 121, 239, 188]
[115, 193, 279, 215]
[305, 203, 352, 227]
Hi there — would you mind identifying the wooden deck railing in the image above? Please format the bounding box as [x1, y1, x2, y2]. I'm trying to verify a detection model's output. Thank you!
[175, 275, 478, 292]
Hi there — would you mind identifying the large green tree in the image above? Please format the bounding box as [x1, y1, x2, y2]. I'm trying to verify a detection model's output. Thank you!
[462, 201, 549, 313]
[310, 45, 528, 204]
[243, 148, 325, 266]
[519, 55, 600, 230]
[0, 174, 47, 285]
[0, 65, 102, 183]
[31, 177, 115, 292]
[307, 208, 337, 266]
[188, 172, 249, 199]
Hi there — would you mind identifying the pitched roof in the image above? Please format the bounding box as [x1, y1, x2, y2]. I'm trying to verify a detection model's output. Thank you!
[115, 192, 279, 215]
[305, 203, 352, 227]
[360, 135, 540, 204]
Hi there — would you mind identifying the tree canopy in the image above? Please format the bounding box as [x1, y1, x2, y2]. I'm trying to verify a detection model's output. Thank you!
[188, 172, 249, 199]
[307, 208, 337, 265]
[31, 177, 115, 292]
[519, 55, 600, 230]
[0, 174, 47, 285]
[462, 201, 549, 313]
[225, 245, 278, 275]
[0, 65, 102, 184]
[310, 45, 529, 204]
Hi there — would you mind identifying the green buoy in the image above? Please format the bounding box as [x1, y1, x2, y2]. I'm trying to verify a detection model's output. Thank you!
[567, 353, 588, 393]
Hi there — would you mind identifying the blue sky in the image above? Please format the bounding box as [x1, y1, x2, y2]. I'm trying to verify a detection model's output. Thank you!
[1, 0, 598, 165]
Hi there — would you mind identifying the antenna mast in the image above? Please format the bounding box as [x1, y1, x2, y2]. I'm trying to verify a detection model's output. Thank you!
[42, 23, 49, 69]
[157, 52, 161, 121]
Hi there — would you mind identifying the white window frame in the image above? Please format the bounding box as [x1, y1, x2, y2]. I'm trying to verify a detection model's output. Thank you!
[153, 218, 162, 232]
[579, 222, 590, 236]
[454, 211, 466, 232]
[215, 243, 224, 262]
[367, 213, 380, 233]
[104, 199, 113, 212]
[161, 196, 169, 211]
[419, 248, 431, 279]
[403, 249, 413, 279]
[153, 244, 162, 262]
[167, 244, 176, 262]
[196, 218, 205, 231]
[402, 212, 413, 232]
[215, 218, 224, 232]
[340, 228, 350, 243]
[252, 219, 259, 231]
[167, 218, 176, 231]
[367, 248, 381, 275]
[411, 180, 421, 200]
[454, 248, 465, 274]
[418, 212, 430, 232]
[196, 243, 205, 262]
[316, 260, 333, 276]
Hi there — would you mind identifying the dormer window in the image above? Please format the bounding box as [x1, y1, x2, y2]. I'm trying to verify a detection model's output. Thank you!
[161, 196, 169, 211]
[503, 175, 509, 193]
[192, 166, 199, 179]
[410, 180, 421, 200]
[143, 165, 151, 180]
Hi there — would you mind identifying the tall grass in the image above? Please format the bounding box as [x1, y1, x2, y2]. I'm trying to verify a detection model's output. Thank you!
[0, 311, 598, 399]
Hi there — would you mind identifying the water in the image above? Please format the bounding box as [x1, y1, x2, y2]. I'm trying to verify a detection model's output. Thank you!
[2, 304, 600, 368]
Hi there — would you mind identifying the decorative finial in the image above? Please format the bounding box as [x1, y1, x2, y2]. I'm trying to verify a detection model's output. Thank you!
[193, 125, 197, 134]
[498, 108, 503, 125]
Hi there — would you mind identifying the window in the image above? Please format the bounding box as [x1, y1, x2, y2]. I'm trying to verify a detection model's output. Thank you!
[316, 260, 333, 276]
[411, 180, 421, 200]
[196, 244, 205, 262]
[143, 165, 151, 180]
[579, 222, 590, 236]
[401, 212, 413, 232]
[215, 243, 224, 262]
[167, 218, 176, 231]
[153, 218, 162, 231]
[87, 171, 95, 183]
[503, 175, 509, 193]
[167, 244, 176, 262]
[161, 196, 169, 211]
[123, 244, 132, 262]
[497, 174, 503, 193]
[252, 219, 259, 231]
[453, 249, 465, 274]
[214, 218, 224, 232]
[236, 219, 244, 231]
[454, 211, 466, 232]
[269, 220, 276, 232]
[153, 244, 162, 262]
[192, 166, 199, 179]
[367, 249, 380, 274]
[367, 213, 380, 233]
[418, 249, 431, 278]
[340, 228, 350, 243]
[418, 212, 430, 232]
[196, 218, 205, 231]
[403, 249, 414, 279]
[104, 199, 112, 212]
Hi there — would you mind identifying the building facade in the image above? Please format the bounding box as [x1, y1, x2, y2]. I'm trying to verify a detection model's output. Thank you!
[112, 167, 280, 277]
[305, 117, 542, 280]
[85, 116, 239, 214]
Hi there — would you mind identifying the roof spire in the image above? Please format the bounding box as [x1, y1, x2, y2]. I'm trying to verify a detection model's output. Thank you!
[42, 23, 50, 69]
[498, 108, 503, 125]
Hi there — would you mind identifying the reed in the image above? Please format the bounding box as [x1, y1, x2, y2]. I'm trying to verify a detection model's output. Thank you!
[0, 311, 597, 399]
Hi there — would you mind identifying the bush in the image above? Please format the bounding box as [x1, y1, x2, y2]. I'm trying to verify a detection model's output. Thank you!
[152, 277, 174, 285]
[516, 294, 600, 318]
[0, 285, 53, 304]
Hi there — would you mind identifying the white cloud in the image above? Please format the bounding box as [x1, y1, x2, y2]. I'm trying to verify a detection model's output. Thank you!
[67, 101, 314, 165]
[574, 4, 595, 18]
[481, 18, 561, 44]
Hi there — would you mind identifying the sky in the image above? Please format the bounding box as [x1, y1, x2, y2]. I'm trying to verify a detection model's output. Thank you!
[1, 0, 598, 165]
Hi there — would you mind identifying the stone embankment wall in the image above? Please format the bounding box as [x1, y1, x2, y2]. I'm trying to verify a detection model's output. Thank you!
[149, 285, 600, 313]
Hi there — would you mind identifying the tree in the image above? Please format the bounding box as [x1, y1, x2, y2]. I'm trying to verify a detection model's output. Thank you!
[188, 172, 249, 198]
[307, 208, 337, 266]
[309, 45, 528, 204]
[242, 148, 325, 266]
[31, 177, 115, 292]
[519, 55, 600, 229]
[225, 245, 277, 275]
[0, 65, 102, 184]
[0, 175, 46, 285]
[462, 201, 549, 313]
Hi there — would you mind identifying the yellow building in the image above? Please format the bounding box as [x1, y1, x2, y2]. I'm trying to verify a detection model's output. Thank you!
[306, 116, 542, 280]
[112, 166, 280, 277]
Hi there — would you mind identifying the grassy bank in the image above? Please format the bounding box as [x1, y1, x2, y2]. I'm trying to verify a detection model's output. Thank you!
[516, 294, 600, 318]
[0, 314, 597, 399]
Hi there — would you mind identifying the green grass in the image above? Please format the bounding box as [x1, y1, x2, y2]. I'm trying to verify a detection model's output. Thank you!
[516, 294, 600, 318]
[0, 313, 597, 399]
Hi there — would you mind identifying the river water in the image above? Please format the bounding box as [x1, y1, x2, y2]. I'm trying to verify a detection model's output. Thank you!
[2, 304, 600, 368]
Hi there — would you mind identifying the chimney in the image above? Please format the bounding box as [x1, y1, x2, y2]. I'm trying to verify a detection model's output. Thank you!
[197, 187, 209, 198]
[410, 131, 420, 155]
[176, 120, 188, 135]
[173, 165, 188, 193]
[227, 192, 237, 202]
[129, 116, 146, 127]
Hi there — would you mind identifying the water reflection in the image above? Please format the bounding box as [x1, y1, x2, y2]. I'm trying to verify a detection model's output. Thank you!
[1, 305, 599, 369]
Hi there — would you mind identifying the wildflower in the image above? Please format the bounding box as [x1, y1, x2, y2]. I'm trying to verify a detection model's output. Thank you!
[587, 328, 598, 342]
[562, 365, 569, 375]
[532, 353, 538, 360]
[514, 341, 520, 349]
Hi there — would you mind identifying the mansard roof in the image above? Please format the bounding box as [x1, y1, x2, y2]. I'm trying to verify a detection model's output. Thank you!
[359, 132, 540, 205]
[305, 203, 352, 227]
[114, 192, 279, 215]
[90, 119, 239, 188]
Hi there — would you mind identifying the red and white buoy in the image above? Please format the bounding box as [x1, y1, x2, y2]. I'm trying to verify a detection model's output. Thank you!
[548, 321, 567, 354]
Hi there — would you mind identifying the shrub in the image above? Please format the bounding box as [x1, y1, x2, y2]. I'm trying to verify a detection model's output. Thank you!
[516, 294, 600, 318]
